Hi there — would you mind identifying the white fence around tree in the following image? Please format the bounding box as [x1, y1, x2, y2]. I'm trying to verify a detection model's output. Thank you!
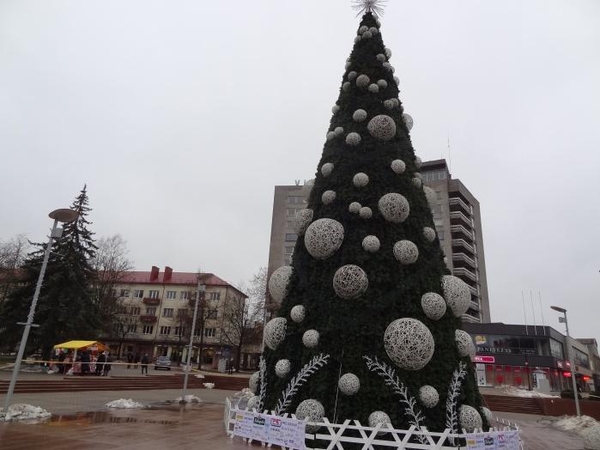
[224, 398, 523, 450]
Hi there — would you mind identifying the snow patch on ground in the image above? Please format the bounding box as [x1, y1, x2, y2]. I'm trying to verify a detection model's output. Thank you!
[539, 414, 599, 437]
[171, 395, 202, 404]
[105, 399, 145, 409]
[203, 382, 215, 389]
[0, 403, 52, 422]
[495, 385, 558, 398]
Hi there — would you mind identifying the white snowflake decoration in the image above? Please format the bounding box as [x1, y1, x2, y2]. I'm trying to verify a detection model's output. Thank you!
[423, 227, 436, 242]
[359, 206, 372, 219]
[338, 373, 360, 395]
[326, 131, 336, 141]
[423, 186, 437, 210]
[362, 235, 380, 253]
[481, 407, 493, 422]
[367, 115, 396, 141]
[304, 218, 344, 260]
[332, 104, 340, 114]
[412, 177, 422, 188]
[353, 172, 369, 187]
[377, 79, 388, 89]
[342, 81, 351, 92]
[249, 371, 259, 393]
[333, 264, 368, 299]
[455, 329, 476, 357]
[421, 292, 447, 320]
[334, 126, 344, 136]
[356, 74, 370, 88]
[346, 132, 362, 146]
[368, 83, 379, 93]
[321, 190, 337, 205]
[376, 53, 386, 62]
[459, 405, 483, 432]
[292, 209, 313, 236]
[321, 162, 334, 177]
[390, 159, 406, 174]
[302, 329, 320, 348]
[383, 99, 394, 110]
[393, 240, 419, 265]
[275, 359, 291, 378]
[268, 266, 293, 302]
[378, 193, 410, 223]
[384, 318, 435, 370]
[349, 201, 362, 213]
[441, 275, 471, 317]
[296, 399, 325, 432]
[302, 179, 315, 200]
[415, 156, 422, 169]
[264, 317, 287, 350]
[353, 109, 367, 122]
[419, 385, 439, 408]
[348, 71, 357, 81]
[368, 411, 391, 429]
[290, 305, 306, 323]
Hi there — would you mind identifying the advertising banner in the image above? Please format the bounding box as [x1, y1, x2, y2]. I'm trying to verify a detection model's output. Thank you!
[232, 408, 306, 450]
[465, 430, 520, 450]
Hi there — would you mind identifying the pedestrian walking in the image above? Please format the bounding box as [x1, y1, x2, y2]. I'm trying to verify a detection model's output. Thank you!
[141, 354, 149, 375]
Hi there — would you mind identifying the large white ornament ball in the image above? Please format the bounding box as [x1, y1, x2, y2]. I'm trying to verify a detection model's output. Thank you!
[423, 186, 437, 210]
[481, 407, 493, 422]
[442, 275, 471, 317]
[322, 190, 337, 205]
[382, 62, 394, 72]
[362, 31, 373, 39]
[358, 25, 369, 34]
[368, 83, 379, 93]
[378, 193, 410, 223]
[393, 240, 419, 265]
[338, 373, 360, 395]
[342, 81, 351, 92]
[459, 405, 483, 433]
[456, 329, 476, 357]
[354, 36, 361, 43]
[362, 235, 380, 253]
[353, 109, 367, 122]
[377, 79, 388, 89]
[356, 74, 370, 88]
[348, 71, 357, 81]
[345, 61, 351, 70]
[359, 207, 372, 219]
[368, 411, 391, 429]
[249, 371, 259, 393]
[292, 209, 313, 236]
[423, 227, 436, 242]
[346, 132, 362, 146]
[264, 317, 287, 350]
[390, 159, 406, 174]
[334, 126, 344, 136]
[332, 104, 340, 114]
[304, 218, 344, 260]
[321, 162, 334, 177]
[384, 318, 435, 370]
[394, 76, 400, 85]
[383, 100, 395, 110]
[421, 292, 447, 320]
[391, 98, 400, 107]
[275, 359, 291, 378]
[290, 305, 306, 323]
[419, 385, 439, 408]
[326, 131, 336, 141]
[376, 53, 386, 62]
[369, 27, 378, 35]
[349, 201, 361, 213]
[415, 156, 422, 169]
[333, 264, 368, 299]
[302, 179, 315, 200]
[269, 266, 293, 303]
[296, 399, 325, 432]
[353, 172, 369, 187]
[367, 115, 397, 141]
[302, 329, 319, 348]
[385, 47, 392, 58]
[412, 177, 422, 188]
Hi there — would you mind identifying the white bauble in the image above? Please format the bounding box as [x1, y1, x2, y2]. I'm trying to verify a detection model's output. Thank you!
[378, 193, 410, 223]
[358, 25, 369, 34]
[354, 36, 361, 43]
[353, 172, 369, 187]
[348, 71, 358, 81]
[368, 411, 391, 429]
[264, 317, 287, 350]
[302, 329, 319, 348]
[353, 109, 368, 122]
[290, 305, 306, 323]
[268, 266, 293, 302]
[412, 177, 422, 188]
[441, 275, 471, 317]
[459, 405, 483, 432]
[415, 156, 422, 169]
[376, 53, 386, 62]
[419, 385, 439, 408]
[421, 292, 447, 320]
[333, 264, 368, 299]
[368, 83, 379, 93]
[456, 329, 476, 357]
[334, 126, 344, 136]
[414, 172, 423, 181]
[377, 79, 388, 89]
[249, 371, 259, 393]
[326, 131, 336, 141]
[391, 98, 400, 107]
[275, 359, 291, 378]
[321, 162, 334, 177]
[384, 99, 394, 110]
[359, 207, 372, 219]
[423, 186, 437, 210]
[342, 81, 351, 92]
[292, 209, 313, 236]
[304, 218, 344, 259]
[332, 105, 339, 114]
[321, 190, 336, 205]
[346, 132, 362, 146]
[390, 159, 406, 174]
[369, 27, 378, 35]
[367, 115, 397, 141]
[301, 179, 315, 200]
[362, 235, 380, 253]
[338, 373, 360, 395]
[349, 201, 361, 213]
[345, 61, 351, 70]
[384, 318, 435, 370]
[382, 62, 394, 73]
[296, 399, 325, 432]
[356, 74, 370, 88]
[393, 76, 400, 85]
[393, 240, 419, 265]
[481, 407, 493, 422]
[423, 227, 436, 242]
[362, 31, 372, 39]
[385, 47, 392, 58]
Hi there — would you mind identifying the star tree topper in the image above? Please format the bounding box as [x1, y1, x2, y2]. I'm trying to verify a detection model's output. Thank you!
[351, 0, 388, 18]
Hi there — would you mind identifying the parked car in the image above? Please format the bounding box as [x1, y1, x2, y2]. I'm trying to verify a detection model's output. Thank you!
[154, 355, 172, 371]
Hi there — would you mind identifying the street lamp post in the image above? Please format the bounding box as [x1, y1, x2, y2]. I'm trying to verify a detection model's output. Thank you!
[2, 208, 78, 414]
[181, 279, 205, 403]
[551, 305, 581, 417]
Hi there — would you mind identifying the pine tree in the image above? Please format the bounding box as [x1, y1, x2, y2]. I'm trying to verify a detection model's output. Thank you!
[257, 5, 488, 437]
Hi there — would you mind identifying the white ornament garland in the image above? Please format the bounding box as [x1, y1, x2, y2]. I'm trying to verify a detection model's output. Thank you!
[390, 159, 406, 174]
[338, 373, 360, 395]
[359, 206, 373, 219]
[423, 227, 436, 242]
[393, 240, 419, 265]
[421, 292, 447, 320]
[367, 115, 397, 141]
[383, 318, 435, 370]
[321, 190, 336, 205]
[321, 162, 334, 177]
[292, 209, 313, 236]
[333, 264, 368, 299]
[459, 405, 483, 433]
[302, 329, 320, 348]
[264, 317, 287, 350]
[378, 193, 410, 223]
[441, 275, 471, 317]
[419, 385, 440, 408]
[455, 329, 476, 357]
[349, 201, 362, 213]
[346, 132, 362, 146]
[268, 266, 293, 303]
[304, 218, 344, 260]
[353, 172, 369, 187]
[275, 359, 291, 378]
[362, 235, 380, 253]
[290, 305, 306, 323]
[353, 109, 367, 122]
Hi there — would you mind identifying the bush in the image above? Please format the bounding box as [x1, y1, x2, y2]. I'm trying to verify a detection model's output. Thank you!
[561, 390, 582, 399]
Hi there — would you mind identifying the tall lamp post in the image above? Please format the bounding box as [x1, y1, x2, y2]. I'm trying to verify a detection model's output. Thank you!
[551, 305, 581, 417]
[181, 279, 205, 403]
[2, 208, 78, 414]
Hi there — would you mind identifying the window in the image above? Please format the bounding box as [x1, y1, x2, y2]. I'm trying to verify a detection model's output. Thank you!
[130, 307, 140, 315]
[142, 325, 154, 335]
[180, 291, 189, 300]
[285, 233, 297, 242]
[148, 290, 160, 299]
[133, 290, 144, 298]
[286, 208, 297, 216]
[287, 196, 303, 204]
[120, 289, 130, 298]
[117, 306, 128, 314]
[163, 308, 174, 317]
[111, 289, 118, 298]
[194, 328, 202, 337]
[285, 246, 294, 255]
[177, 308, 188, 318]
[209, 292, 221, 301]
[166, 290, 176, 299]
[207, 309, 218, 319]
[145, 307, 156, 316]
[127, 324, 137, 333]
[204, 328, 216, 338]
[159, 326, 171, 335]
[174, 326, 186, 337]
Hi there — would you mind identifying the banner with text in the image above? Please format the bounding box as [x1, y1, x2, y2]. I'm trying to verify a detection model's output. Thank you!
[232, 409, 306, 450]
[465, 430, 521, 450]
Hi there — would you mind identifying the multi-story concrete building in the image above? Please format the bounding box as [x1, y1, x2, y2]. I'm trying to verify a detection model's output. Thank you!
[266, 159, 490, 323]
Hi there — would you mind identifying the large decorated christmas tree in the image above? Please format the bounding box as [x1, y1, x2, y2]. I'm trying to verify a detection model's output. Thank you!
[252, 1, 489, 437]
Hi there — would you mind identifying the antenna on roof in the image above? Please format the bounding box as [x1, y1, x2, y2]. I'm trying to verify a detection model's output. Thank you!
[522, 291, 529, 335]
[447, 133, 452, 174]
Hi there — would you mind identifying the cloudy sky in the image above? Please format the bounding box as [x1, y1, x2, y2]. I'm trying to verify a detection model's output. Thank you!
[1, 1, 599, 340]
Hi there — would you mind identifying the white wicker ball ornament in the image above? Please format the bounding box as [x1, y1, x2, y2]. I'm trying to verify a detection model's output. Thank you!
[382, 62, 393, 72]
[342, 81, 351, 92]
[332, 104, 340, 114]
[412, 177, 422, 188]
[414, 172, 423, 181]
[326, 131, 336, 141]
[362, 31, 372, 39]
[376, 53, 386, 62]
[345, 61, 351, 70]
[302, 179, 315, 200]
[369, 27, 378, 35]
[296, 399, 325, 432]
[353, 172, 369, 187]
[459, 405, 483, 433]
[338, 373, 360, 395]
[421, 292, 447, 320]
[415, 156, 422, 169]
[383, 100, 394, 110]
[385, 47, 392, 58]
[358, 25, 368, 34]
[321, 162, 334, 177]
[377, 79, 388, 89]
[481, 407, 493, 422]
[390, 159, 406, 174]
[304, 218, 344, 260]
[393, 240, 419, 265]
[356, 74, 370, 88]
[264, 317, 287, 350]
[334, 126, 344, 136]
[333, 265, 368, 299]
[419, 385, 439, 408]
[249, 371, 259, 393]
[368, 84, 379, 93]
[346, 132, 362, 146]
[275, 359, 291, 378]
[359, 207, 372, 219]
[367, 115, 397, 141]
[384, 318, 435, 370]
[423, 186, 437, 210]
[441, 275, 471, 317]
[290, 305, 306, 323]
[348, 71, 357, 81]
[394, 76, 400, 85]
[391, 98, 400, 107]
[349, 202, 362, 213]
[423, 227, 436, 242]
[354, 36, 361, 43]
[321, 190, 337, 205]
[378, 193, 410, 223]
[353, 109, 368, 122]
[292, 209, 313, 236]
[268, 266, 293, 302]
[302, 329, 319, 348]
[368, 411, 391, 429]
[362, 235, 380, 253]
[456, 330, 476, 357]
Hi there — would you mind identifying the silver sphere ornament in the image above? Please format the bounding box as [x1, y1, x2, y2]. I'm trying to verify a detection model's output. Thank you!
[333, 264, 368, 299]
[384, 318, 435, 370]
[290, 305, 306, 323]
[421, 292, 447, 320]
[338, 373, 360, 395]
[302, 329, 320, 348]
[304, 218, 344, 260]
[362, 235, 380, 252]
[275, 359, 291, 378]
[367, 115, 397, 141]
[353, 172, 369, 187]
[264, 317, 287, 350]
[378, 193, 410, 223]
[353, 109, 368, 122]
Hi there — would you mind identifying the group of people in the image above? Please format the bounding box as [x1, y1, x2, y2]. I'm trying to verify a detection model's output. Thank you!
[126, 351, 150, 374]
[94, 351, 112, 376]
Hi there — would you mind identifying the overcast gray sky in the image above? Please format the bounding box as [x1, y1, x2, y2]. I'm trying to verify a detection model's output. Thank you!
[1, 1, 599, 341]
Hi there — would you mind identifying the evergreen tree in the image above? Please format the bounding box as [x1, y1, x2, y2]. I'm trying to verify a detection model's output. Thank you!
[257, 4, 488, 437]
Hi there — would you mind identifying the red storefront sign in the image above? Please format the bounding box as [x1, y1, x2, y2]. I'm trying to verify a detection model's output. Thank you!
[472, 355, 496, 364]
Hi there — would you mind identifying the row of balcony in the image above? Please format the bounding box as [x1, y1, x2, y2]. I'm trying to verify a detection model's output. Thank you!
[453, 266, 478, 283]
[449, 211, 473, 229]
[450, 225, 474, 241]
[452, 252, 476, 268]
[448, 196, 471, 215]
[451, 238, 475, 255]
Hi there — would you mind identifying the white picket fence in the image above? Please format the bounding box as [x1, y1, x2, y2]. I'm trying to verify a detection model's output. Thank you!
[224, 398, 524, 450]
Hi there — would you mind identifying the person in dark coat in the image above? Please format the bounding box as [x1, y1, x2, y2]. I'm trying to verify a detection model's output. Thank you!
[141, 354, 149, 375]
[80, 350, 91, 375]
[96, 352, 106, 376]
[103, 353, 112, 376]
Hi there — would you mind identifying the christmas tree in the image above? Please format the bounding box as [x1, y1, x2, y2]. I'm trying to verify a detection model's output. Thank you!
[253, 1, 489, 437]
